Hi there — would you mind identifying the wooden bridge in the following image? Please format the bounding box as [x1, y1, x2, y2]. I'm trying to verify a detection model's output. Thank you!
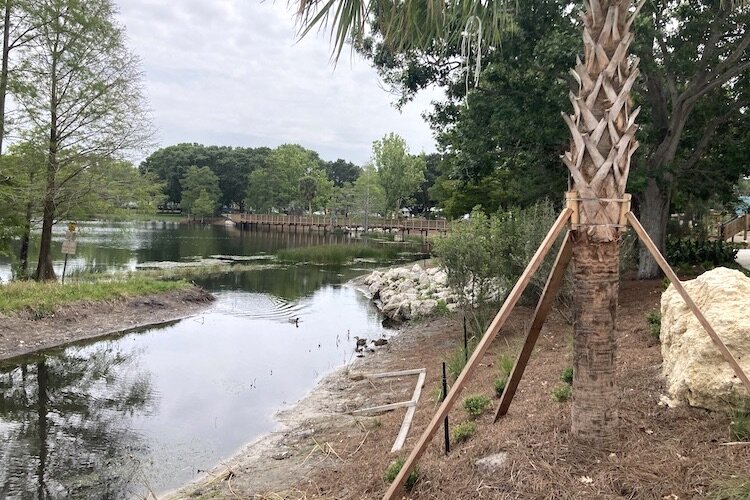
[227, 213, 449, 235]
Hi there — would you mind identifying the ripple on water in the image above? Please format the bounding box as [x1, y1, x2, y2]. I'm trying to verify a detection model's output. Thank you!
[211, 291, 309, 323]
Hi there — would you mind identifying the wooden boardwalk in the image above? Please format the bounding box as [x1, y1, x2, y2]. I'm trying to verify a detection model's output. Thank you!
[227, 213, 448, 235]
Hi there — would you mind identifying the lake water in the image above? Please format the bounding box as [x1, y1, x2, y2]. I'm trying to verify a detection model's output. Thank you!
[0, 221, 406, 498]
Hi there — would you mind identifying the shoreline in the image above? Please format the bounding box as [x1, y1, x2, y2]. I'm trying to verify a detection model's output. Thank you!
[0, 285, 215, 363]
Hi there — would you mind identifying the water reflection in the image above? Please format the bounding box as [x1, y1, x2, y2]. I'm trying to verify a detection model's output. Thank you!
[0, 345, 154, 498]
[0, 273, 390, 497]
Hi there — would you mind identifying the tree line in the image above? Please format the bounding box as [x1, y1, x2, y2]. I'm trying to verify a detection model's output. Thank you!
[140, 133, 432, 219]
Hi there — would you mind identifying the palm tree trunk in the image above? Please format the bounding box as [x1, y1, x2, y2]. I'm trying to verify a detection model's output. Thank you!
[571, 236, 619, 448]
[562, 0, 642, 448]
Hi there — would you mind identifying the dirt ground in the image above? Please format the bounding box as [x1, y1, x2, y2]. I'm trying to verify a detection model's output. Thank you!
[0, 285, 214, 362]
[174, 277, 749, 500]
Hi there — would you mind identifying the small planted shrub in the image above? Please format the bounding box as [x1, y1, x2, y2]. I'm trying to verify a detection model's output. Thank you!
[647, 310, 662, 340]
[434, 299, 450, 316]
[494, 376, 508, 397]
[730, 407, 750, 441]
[552, 383, 572, 402]
[451, 421, 477, 443]
[447, 346, 468, 382]
[463, 394, 492, 418]
[431, 385, 444, 404]
[498, 353, 514, 378]
[383, 457, 419, 491]
[560, 367, 573, 385]
[666, 239, 740, 267]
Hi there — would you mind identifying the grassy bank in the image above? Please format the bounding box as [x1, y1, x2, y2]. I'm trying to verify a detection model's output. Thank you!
[276, 243, 411, 265]
[0, 277, 191, 316]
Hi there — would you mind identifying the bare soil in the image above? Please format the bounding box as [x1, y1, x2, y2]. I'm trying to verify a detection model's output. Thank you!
[0, 285, 214, 362]
[174, 278, 749, 500]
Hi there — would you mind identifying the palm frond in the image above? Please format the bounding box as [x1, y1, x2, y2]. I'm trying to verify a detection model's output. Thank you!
[294, 0, 517, 60]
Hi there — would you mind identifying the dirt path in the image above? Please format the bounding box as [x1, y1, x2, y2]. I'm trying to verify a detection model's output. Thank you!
[0, 286, 214, 362]
[172, 278, 749, 500]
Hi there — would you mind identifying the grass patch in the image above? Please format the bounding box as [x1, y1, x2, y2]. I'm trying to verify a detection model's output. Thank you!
[383, 457, 419, 491]
[276, 243, 410, 265]
[463, 394, 492, 418]
[494, 376, 508, 397]
[451, 421, 477, 443]
[552, 383, 572, 402]
[0, 277, 190, 317]
[729, 406, 750, 441]
[709, 478, 750, 500]
[447, 346, 469, 382]
[498, 353, 514, 378]
[560, 367, 573, 385]
[647, 310, 661, 340]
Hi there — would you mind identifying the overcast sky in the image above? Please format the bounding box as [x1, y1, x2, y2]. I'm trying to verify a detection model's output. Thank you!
[115, 0, 441, 165]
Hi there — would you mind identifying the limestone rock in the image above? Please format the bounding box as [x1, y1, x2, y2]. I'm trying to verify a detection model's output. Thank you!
[475, 452, 508, 474]
[661, 267, 750, 411]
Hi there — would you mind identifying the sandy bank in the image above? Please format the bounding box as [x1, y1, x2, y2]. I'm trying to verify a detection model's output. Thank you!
[0, 285, 215, 362]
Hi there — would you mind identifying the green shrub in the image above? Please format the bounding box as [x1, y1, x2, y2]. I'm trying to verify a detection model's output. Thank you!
[666, 239, 739, 267]
[383, 457, 419, 491]
[494, 376, 508, 397]
[430, 385, 444, 403]
[451, 421, 477, 443]
[434, 299, 450, 316]
[463, 394, 492, 418]
[552, 383, 572, 402]
[647, 310, 661, 339]
[498, 353, 515, 377]
[560, 367, 573, 385]
[730, 407, 750, 441]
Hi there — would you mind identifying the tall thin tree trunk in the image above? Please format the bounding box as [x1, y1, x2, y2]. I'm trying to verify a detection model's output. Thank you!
[562, 0, 642, 447]
[19, 198, 32, 277]
[637, 178, 670, 279]
[0, 0, 12, 156]
[36, 36, 58, 281]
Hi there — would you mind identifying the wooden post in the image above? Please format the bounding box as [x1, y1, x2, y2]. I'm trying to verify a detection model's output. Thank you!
[626, 212, 750, 394]
[382, 208, 572, 500]
[565, 191, 579, 227]
[493, 231, 573, 422]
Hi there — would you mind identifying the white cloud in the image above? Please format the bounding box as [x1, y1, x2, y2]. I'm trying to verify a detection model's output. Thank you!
[115, 0, 441, 164]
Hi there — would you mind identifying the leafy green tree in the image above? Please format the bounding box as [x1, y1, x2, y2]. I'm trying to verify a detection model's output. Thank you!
[139, 144, 271, 210]
[372, 133, 425, 216]
[180, 166, 220, 215]
[192, 190, 217, 221]
[352, 164, 386, 221]
[14, 0, 152, 280]
[298, 175, 318, 213]
[324, 158, 360, 186]
[245, 144, 326, 213]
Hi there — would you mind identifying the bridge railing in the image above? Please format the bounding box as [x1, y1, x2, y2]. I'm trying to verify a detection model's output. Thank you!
[719, 213, 749, 241]
[230, 213, 448, 231]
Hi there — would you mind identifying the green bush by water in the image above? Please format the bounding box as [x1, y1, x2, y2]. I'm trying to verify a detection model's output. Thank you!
[666, 239, 739, 267]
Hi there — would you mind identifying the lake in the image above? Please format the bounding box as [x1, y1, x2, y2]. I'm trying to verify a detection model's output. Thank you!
[0, 220, 407, 498]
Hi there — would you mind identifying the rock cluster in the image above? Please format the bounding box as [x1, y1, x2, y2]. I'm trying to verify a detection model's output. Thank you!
[362, 264, 459, 321]
[660, 267, 750, 412]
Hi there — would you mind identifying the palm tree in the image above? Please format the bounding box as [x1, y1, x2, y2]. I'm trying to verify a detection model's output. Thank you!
[298, 0, 641, 448]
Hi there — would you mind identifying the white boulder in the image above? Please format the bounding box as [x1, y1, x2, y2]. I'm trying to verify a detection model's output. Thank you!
[661, 267, 750, 411]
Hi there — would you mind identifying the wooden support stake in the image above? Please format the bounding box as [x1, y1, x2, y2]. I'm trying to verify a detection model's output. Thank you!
[565, 191, 579, 226]
[382, 208, 573, 500]
[618, 193, 632, 233]
[391, 369, 426, 452]
[493, 231, 573, 422]
[626, 212, 750, 394]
